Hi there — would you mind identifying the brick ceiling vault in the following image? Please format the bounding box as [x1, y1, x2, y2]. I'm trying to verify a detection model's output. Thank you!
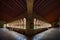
[0, 0, 60, 23]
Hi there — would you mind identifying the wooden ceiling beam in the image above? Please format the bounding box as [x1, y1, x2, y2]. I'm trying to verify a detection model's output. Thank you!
[34, 0, 45, 10]
[18, 0, 26, 9]
[15, 0, 26, 10]
[34, 0, 41, 8]
[12, 0, 24, 10]
[1, 0, 23, 11]
[0, 0, 13, 9]
[38, 0, 56, 10]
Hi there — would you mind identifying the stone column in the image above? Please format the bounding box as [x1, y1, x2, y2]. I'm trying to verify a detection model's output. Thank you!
[26, 0, 34, 30]
[25, 0, 34, 35]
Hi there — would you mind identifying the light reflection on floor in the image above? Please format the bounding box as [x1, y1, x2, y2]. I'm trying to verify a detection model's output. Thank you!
[0, 28, 27, 40]
[33, 28, 60, 40]
[0, 28, 60, 40]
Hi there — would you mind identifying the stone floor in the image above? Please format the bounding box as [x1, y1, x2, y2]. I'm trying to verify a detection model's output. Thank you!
[33, 27, 60, 40]
[0, 28, 60, 40]
[0, 28, 27, 40]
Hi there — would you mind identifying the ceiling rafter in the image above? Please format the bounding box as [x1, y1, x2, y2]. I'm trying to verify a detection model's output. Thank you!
[34, 0, 45, 10]
[1, 0, 24, 11]
[38, 0, 57, 10]
[18, 0, 26, 7]
[12, 0, 25, 10]
[1, 0, 25, 15]
[37, 0, 60, 14]
[0, 0, 13, 10]
[34, 0, 41, 8]
[0, 0, 26, 22]
[15, 0, 26, 10]
[8, 0, 23, 11]
[34, 0, 60, 16]
[34, 0, 57, 11]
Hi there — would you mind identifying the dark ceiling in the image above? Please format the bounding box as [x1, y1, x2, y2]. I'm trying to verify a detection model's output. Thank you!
[34, 0, 60, 22]
[0, 0, 60, 23]
[0, 0, 27, 22]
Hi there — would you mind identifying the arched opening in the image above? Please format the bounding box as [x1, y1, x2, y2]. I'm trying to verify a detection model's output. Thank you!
[34, 18, 52, 29]
[6, 18, 26, 29]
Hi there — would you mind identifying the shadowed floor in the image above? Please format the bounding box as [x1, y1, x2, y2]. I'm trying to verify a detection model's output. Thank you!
[33, 28, 60, 40]
[0, 28, 60, 40]
[0, 28, 27, 40]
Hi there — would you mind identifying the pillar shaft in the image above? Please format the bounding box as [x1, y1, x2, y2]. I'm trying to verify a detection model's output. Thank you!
[26, 0, 34, 29]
